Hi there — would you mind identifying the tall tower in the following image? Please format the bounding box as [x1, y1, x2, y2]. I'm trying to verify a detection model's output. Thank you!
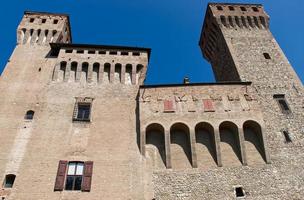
[200, 3, 303, 146]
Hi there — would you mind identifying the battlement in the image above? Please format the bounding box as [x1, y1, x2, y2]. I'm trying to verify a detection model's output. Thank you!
[51, 43, 150, 85]
[17, 11, 72, 45]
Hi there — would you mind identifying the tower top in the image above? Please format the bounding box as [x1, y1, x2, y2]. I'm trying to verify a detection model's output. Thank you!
[199, 3, 269, 62]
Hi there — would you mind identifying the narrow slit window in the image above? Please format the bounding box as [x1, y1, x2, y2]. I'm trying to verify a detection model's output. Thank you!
[273, 94, 291, 114]
[235, 187, 245, 198]
[25, 110, 35, 120]
[3, 174, 16, 188]
[263, 53, 271, 59]
[283, 131, 292, 143]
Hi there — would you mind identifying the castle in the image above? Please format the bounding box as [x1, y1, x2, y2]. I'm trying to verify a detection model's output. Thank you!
[0, 2, 303, 200]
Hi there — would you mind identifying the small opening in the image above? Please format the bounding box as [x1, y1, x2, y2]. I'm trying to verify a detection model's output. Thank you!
[263, 53, 271, 59]
[273, 94, 291, 114]
[98, 50, 106, 54]
[76, 104, 91, 121]
[121, 51, 129, 56]
[30, 18, 35, 23]
[133, 52, 140, 56]
[220, 15, 227, 27]
[235, 187, 245, 197]
[252, 7, 259, 12]
[42, 18, 46, 23]
[216, 6, 223, 11]
[88, 50, 95, 54]
[76, 50, 84, 54]
[3, 174, 16, 188]
[282, 131, 292, 143]
[65, 49, 73, 53]
[25, 110, 35, 120]
[228, 6, 235, 11]
[240, 6, 247, 11]
[38, 68, 41, 72]
[53, 19, 59, 24]
[109, 51, 117, 55]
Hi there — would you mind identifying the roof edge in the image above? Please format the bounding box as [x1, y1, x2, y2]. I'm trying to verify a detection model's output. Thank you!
[208, 2, 263, 7]
[140, 81, 252, 88]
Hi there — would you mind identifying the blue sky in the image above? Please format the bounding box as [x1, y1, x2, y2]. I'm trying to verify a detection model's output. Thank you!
[0, 0, 303, 84]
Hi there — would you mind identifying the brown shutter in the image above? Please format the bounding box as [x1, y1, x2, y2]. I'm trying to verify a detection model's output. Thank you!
[203, 99, 215, 112]
[163, 100, 174, 112]
[82, 161, 94, 192]
[54, 160, 68, 191]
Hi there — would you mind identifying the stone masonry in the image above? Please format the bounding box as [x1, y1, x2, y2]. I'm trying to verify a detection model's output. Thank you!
[0, 3, 303, 200]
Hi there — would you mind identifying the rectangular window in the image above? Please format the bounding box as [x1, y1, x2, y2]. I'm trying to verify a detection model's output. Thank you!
[42, 18, 46, 23]
[76, 104, 91, 121]
[273, 94, 291, 114]
[54, 160, 93, 192]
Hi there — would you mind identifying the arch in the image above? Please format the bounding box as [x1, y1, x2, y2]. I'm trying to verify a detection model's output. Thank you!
[243, 120, 266, 164]
[125, 64, 132, 85]
[195, 122, 217, 168]
[103, 63, 111, 83]
[220, 15, 227, 27]
[92, 63, 100, 83]
[81, 62, 89, 82]
[3, 174, 16, 188]
[241, 16, 247, 28]
[234, 16, 241, 27]
[136, 64, 144, 84]
[70, 62, 77, 81]
[28, 29, 34, 43]
[36, 29, 41, 43]
[247, 16, 254, 28]
[43, 29, 49, 43]
[228, 16, 234, 27]
[145, 123, 166, 168]
[170, 123, 192, 169]
[259, 16, 266, 28]
[114, 63, 122, 83]
[51, 30, 57, 42]
[253, 16, 260, 28]
[219, 121, 242, 166]
[25, 110, 35, 120]
[59, 61, 67, 81]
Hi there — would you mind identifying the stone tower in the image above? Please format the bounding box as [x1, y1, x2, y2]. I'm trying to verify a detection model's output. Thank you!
[200, 3, 303, 148]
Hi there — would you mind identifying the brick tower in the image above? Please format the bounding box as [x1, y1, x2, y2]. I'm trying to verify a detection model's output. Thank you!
[200, 3, 303, 147]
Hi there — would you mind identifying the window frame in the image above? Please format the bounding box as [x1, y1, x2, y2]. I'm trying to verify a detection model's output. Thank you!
[273, 94, 291, 114]
[3, 174, 16, 188]
[73, 97, 94, 122]
[65, 162, 84, 191]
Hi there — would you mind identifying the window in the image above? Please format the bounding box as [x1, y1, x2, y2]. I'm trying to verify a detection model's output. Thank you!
[54, 160, 93, 192]
[109, 51, 117, 55]
[283, 130, 292, 143]
[65, 49, 73, 53]
[216, 6, 223, 11]
[273, 94, 291, 114]
[25, 110, 34, 120]
[42, 18, 46, 23]
[252, 7, 259, 12]
[65, 162, 84, 190]
[53, 19, 59, 24]
[88, 50, 95, 54]
[98, 50, 106, 54]
[121, 51, 129, 56]
[228, 6, 235, 11]
[235, 186, 245, 198]
[263, 53, 271, 59]
[76, 104, 91, 121]
[29, 18, 35, 23]
[76, 50, 84, 54]
[240, 6, 247, 11]
[3, 174, 16, 188]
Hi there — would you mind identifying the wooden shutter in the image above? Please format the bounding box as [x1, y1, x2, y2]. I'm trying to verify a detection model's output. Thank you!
[203, 99, 215, 112]
[163, 100, 174, 112]
[54, 160, 68, 191]
[82, 161, 94, 192]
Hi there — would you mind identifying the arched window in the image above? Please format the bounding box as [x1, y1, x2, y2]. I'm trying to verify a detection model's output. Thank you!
[81, 62, 89, 82]
[220, 15, 227, 27]
[59, 61, 67, 81]
[103, 63, 111, 83]
[195, 122, 217, 168]
[25, 110, 35, 120]
[70, 62, 77, 81]
[170, 123, 192, 169]
[247, 16, 254, 28]
[36, 29, 41, 42]
[136, 64, 144, 85]
[3, 174, 16, 188]
[125, 64, 132, 85]
[228, 16, 234, 27]
[241, 16, 247, 28]
[145, 123, 166, 168]
[219, 121, 242, 166]
[235, 16, 241, 27]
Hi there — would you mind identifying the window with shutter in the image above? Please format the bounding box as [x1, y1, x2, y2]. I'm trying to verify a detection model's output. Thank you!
[203, 99, 215, 112]
[54, 160, 68, 191]
[82, 161, 94, 192]
[163, 100, 175, 112]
